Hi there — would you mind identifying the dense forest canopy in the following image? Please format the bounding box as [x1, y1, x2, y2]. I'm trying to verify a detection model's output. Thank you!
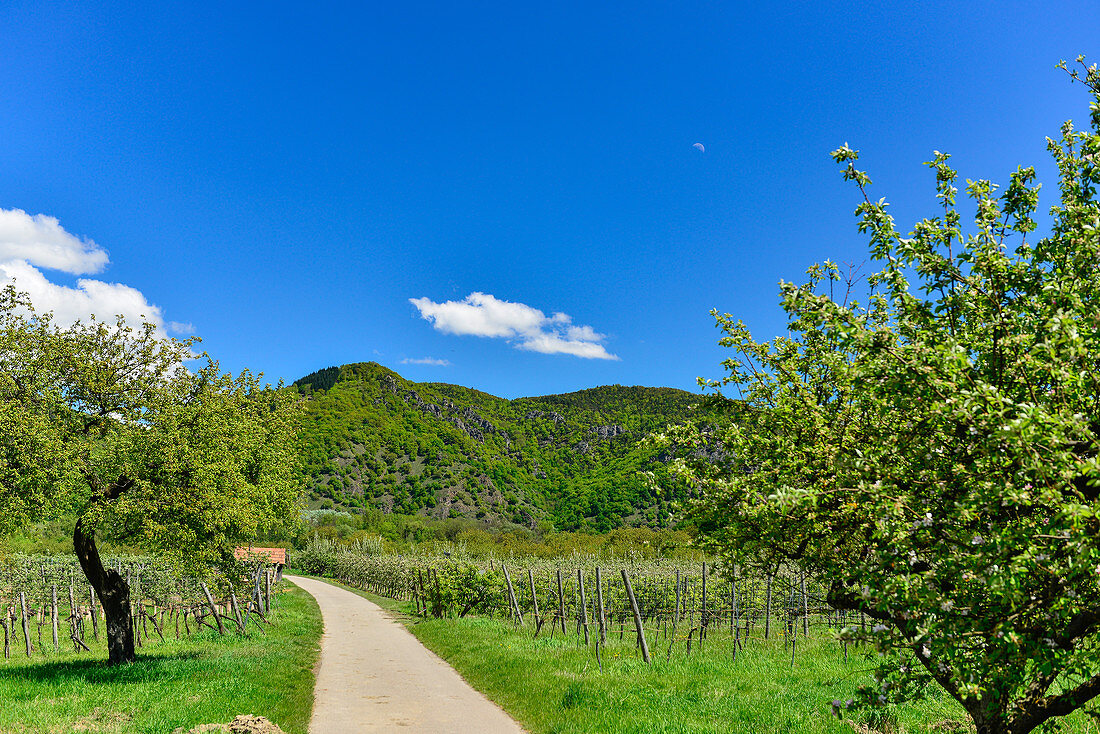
[293, 362, 703, 532]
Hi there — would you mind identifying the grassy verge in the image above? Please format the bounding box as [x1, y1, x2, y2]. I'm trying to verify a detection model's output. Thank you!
[315, 577, 1100, 734]
[0, 583, 321, 734]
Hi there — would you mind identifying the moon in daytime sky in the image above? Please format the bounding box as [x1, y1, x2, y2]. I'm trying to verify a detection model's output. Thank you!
[692, 142, 705, 152]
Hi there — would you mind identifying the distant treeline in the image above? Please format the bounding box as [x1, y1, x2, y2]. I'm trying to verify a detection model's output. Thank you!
[293, 366, 341, 394]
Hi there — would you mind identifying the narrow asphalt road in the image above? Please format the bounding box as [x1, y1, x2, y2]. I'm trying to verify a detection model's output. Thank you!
[286, 575, 528, 734]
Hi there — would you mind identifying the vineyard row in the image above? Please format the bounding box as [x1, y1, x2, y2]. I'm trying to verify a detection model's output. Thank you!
[297, 543, 867, 664]
[0, 555, 279, 659]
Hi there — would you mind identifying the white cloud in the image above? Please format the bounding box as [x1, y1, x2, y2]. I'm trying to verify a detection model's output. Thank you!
[566, 324, 603, 342]
[0, 207, 169, 334]
[400, 357, 451, 366]
[0, 208, 108, 274]
[409, 292, 545, 338]
[409, 292, 619, 361]
[519, 333, 616, 359]
[167, 321, 195, 335]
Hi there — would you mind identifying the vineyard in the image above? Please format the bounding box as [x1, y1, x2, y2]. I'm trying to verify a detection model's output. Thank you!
[294, 537, 863, 666]
[0, 554, 280, 659]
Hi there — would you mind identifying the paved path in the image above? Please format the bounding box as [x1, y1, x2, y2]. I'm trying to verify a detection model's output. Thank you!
[286, 575, 527, 734]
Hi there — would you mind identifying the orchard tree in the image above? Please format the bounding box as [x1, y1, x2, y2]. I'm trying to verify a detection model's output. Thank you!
[0, 287, 301, 665]
[659, 61, 1100, 734]
[0, 290, 79, 533]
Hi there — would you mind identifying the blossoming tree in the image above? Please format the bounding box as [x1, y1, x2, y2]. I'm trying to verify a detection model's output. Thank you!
[660, 61, 1100, 734]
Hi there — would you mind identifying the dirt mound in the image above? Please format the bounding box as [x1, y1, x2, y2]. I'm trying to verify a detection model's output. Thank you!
[176, 715, 287, 734]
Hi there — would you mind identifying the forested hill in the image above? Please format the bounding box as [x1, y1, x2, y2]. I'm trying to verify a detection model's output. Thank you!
[293, 362, 703, 531]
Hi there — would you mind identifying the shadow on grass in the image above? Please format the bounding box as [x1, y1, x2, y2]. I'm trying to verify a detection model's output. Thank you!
[0, 650, 205, 685]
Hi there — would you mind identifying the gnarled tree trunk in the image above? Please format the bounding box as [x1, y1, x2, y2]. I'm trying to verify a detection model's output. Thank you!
[74, 516, 135, 665]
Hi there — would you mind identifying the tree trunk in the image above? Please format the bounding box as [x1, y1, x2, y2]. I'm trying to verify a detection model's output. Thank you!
[73, 517, 135, 665]
[967, 699, 1010, 734]
[972, 718, 1008, 734]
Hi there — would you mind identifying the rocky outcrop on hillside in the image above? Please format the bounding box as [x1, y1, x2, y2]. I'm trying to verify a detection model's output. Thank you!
[523, 409, 566, 423]
[385, 374, 502, 442]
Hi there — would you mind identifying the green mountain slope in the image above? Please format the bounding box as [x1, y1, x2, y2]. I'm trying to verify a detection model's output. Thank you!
[293, 363, 702, 531]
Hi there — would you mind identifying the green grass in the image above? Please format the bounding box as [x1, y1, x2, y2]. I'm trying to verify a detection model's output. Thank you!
[315, 577, 1100, 734]
[0, 583, 321, 734]
[403, 616, 963, 734]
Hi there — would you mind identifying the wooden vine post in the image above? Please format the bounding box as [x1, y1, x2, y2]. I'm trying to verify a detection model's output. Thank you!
[527, 569, 541, 628]
[801, 574, 809, 637]
[576, 569, 590, 646]
[201, 583, 226, 635]
[19, 591, 32, 657]
[433, 568, 445, 618]
[89, 586, 99, 641]
[229, 589, 245, 632]
[700, 562, 708, 641]
[130, 572, 142, 649]
[502, 565, 523, 625]
[595, 567, 606, 644]
[556, 569, 566, 634]
[68, 584, 78, 651]
[764, 573, 773, 640]
[51, 585, 59, 652]
[730, 581, 739, 638]
[666, 569, 681, 662]
[265, 569, 272, 615]
[621, 569, 650, 664]
[249, 567, 262, 625]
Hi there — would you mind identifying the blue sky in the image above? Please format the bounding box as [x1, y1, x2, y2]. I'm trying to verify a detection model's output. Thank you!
[0, 1, 1095, 398]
